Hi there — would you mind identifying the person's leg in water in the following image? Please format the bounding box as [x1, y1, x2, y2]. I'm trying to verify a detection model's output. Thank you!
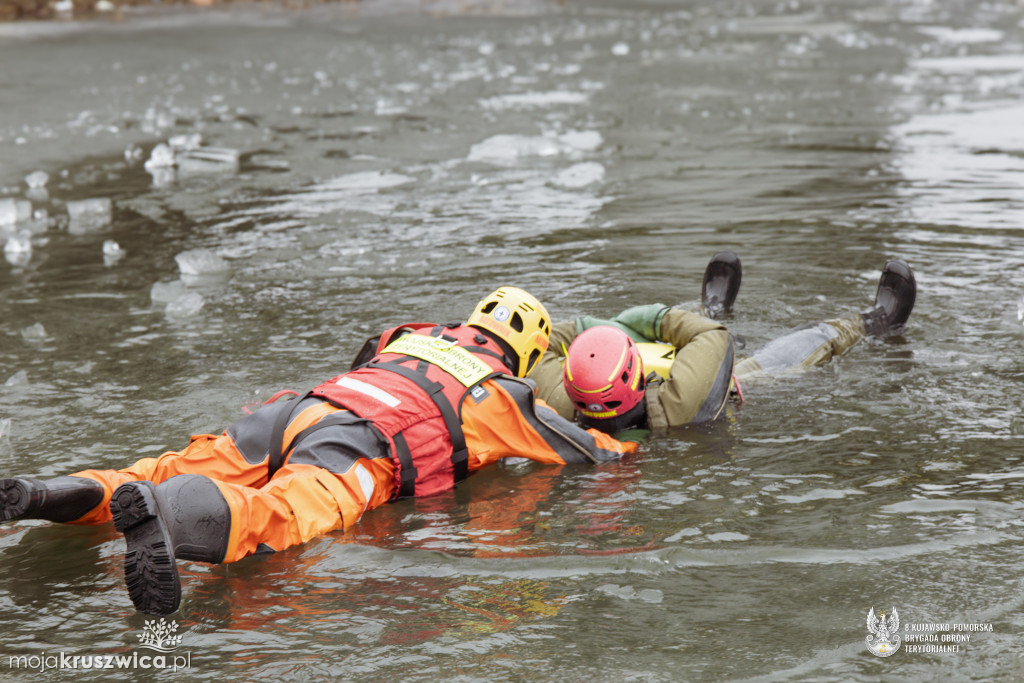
[0, 398, 396, 615]
[0, 397, 304, 527]
[734, 259, 916, 379]
[110, 413, 394, 615]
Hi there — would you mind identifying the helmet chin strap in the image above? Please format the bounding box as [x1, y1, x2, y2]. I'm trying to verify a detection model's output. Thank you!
[580, 400, 648, 434]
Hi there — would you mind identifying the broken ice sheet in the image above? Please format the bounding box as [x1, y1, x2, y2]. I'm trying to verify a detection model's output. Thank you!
[4, 234, 31, 267]
[20, 323, 47, 342]
[150, 280, 186, 304]
[103, 239, 125, 266]
[175, 249, 229, 285]
[177, 147, 240, 176]
[25, 171, 49, 189]
[0, 198, 33, 226]
[4, 370, 28, 387]
[67, 197, 113, 235]
[165, 291, 205, 318]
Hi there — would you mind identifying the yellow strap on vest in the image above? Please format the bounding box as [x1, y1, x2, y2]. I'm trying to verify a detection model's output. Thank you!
[637, 342, 675, 380]
[382, 334, 494, 387]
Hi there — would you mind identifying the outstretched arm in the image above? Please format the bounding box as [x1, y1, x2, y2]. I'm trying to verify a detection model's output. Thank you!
[653, 309, 735, 425]
[463, 376, 637, 470]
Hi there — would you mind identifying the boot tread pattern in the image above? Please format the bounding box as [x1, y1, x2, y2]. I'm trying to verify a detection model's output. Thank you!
[123, 541, 180, 616]
[110, 482, 182, 615]
[0, 479, 34, 522]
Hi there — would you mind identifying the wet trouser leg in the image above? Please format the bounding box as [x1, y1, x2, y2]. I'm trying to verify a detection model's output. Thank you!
[69, 432, 269, 525]
[67, 398, 331, 525]
[109, 411, 397, 614]
[734, 313, 865, 379]
[1, 432, 258, 527]
[214, 459, 395, 562]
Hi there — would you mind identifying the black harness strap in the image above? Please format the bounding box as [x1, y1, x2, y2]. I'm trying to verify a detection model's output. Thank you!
[466, 346, 509, 364]
[368, 361, 471, 485]
[266, 389, 313, 481]
[392, 433, 417, 499]
[266, 392, 309, 480]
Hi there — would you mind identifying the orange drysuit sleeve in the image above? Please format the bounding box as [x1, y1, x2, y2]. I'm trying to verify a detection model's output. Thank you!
[463, 375, 636, 471]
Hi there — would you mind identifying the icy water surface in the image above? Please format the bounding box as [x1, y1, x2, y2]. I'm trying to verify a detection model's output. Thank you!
[1, 0, 1024, 680]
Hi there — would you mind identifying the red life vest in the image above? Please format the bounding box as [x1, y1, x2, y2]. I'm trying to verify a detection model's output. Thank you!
[311, 324, 513, 498]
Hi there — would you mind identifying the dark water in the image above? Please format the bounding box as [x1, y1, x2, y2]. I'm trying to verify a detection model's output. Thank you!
[1, 0, 1024, 680]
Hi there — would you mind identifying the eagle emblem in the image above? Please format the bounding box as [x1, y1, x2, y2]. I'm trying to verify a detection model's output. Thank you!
[865, 606, 902, 657]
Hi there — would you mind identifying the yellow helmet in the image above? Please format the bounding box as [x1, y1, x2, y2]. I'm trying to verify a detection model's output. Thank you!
[467, 286, 551, 377]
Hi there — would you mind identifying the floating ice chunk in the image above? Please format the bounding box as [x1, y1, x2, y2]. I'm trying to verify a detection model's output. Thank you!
[150, 279, 186, 304]
[4, 370, 28, 387]
[0, 198, 33, 226]
[67, 197, 112, 234]
[0, 200, 15, 226]
[478, 42, 495, 56]
[54, 0, 72, 13]
[552, 162, 605, 189]
[125, 144, 144, 163]
[0, 417, 10, 439]
[558, 130, 603, 152]
[168, 133, 202, 151]
[103, 239, 124, 266]
[612, 42, 630, 56]
[21, 323, 47, 342]
[177, 147, 240, 175]
[467, 131, 602, 166]
[479, 90, 589, 110]
[67, 197, 112, 219]
[96, 0, 115, 11]
[148, 166, 175, 187]
[1018, 294, 1024, 323]
[165, 291, 205, 317]
[596, 584, 663, 604]
[467, 134, 566, 164]
[4, 234, 31, 267]
[175, 248, 229, 276]
[25, 187, 48, 202]
[706, 532, 751, 542]
[145, 143, 175, 170]
[24, 171, 49, 189]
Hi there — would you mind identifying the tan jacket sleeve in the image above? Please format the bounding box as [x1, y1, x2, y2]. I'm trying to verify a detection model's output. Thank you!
[530, 320, 579, 420]
[651, 310, 735, 427]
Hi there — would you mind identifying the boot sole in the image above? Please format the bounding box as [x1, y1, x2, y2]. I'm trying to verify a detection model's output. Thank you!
[702, 251, 743, 316]
[110, 482, 182, 616]
[876, 259, 917, 334]
[0, 478, 35, 522]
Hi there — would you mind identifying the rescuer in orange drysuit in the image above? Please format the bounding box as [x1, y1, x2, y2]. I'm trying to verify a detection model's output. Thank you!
[0, 286, 634, 616]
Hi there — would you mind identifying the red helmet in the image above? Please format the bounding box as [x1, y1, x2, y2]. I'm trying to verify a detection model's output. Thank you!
[563, 326, 646, 424]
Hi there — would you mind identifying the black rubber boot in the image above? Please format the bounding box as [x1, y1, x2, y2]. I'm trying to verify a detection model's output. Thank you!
[0, 476, 105, 523]
[109, 474, 232, 615]
[702, 250, 742, 318]
[861, 259, 917, 338]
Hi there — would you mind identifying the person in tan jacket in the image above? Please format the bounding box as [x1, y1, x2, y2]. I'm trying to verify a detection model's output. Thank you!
[533, 252, 916, 434]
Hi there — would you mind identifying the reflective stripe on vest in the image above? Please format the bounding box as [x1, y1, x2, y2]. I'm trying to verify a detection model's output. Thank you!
[310, 325, 512, 499]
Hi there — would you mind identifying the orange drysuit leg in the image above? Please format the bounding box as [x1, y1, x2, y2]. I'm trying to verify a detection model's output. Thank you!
[70, 433, 267, 525]
[213, 460, 396, 562]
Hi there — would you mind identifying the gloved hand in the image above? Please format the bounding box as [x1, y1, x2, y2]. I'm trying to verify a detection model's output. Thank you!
[611, 304, 670, 341]
[575, 304, 669, 343]
[612, 428, 649, 445]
